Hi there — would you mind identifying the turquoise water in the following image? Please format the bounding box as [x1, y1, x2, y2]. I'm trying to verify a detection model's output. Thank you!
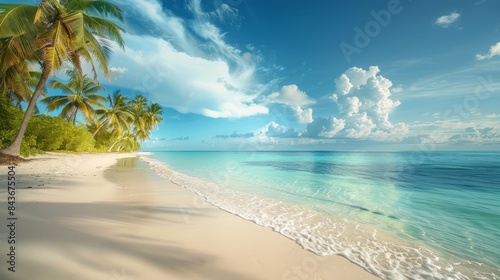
[141, 151, 500, 279]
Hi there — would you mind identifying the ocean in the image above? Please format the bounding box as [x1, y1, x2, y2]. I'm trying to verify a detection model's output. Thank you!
[140, 151, 500, 280]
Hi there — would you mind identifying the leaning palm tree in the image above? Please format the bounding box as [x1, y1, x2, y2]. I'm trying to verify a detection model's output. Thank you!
[0, 0, 124, 156]
[93, 90, 133, 137]
[41, 69, 107, 124]
[108, 132, 140, 152]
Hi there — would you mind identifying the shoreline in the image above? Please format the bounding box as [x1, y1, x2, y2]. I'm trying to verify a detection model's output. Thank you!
[0, 153, 378, 280]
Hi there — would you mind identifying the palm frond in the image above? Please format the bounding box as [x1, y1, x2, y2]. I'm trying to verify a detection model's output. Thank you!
[62, 0, 124, 22]
[60, 11, 85, 48]
[49, 80, 74, 95]
[84, 15, 124, 48]
[82, 31, 111, 79]
[41, 95, 71, 112]
[0, 35, 36, 72]
[85, 0, 124, 22]
[0, 4, 37, 38]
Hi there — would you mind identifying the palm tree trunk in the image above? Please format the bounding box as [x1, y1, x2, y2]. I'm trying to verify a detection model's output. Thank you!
[72, 109, 78, 125]
[92, 122, 106, 137]
[0, 69, 50, 156]
[107, 141, 117, 153]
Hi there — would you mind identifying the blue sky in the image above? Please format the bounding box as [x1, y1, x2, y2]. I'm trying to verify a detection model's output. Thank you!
[9, 0, 500, 150]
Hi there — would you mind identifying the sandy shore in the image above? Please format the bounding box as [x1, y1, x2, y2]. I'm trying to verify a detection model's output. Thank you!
[0, 153, 378, 280]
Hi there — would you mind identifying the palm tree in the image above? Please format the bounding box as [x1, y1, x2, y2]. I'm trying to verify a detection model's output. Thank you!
[128, 94, 149, 141]
[0, 0, 124, 156]
[41, 70, 107, 124]
[145, 102, 163, 131]
[92, 93, 163, 151]
[93, 90, 133, 137]
[124, 94, 164, 142]
[108, 132, 140, 152]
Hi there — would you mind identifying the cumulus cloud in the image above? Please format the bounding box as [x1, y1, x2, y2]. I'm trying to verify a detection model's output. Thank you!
[319, 66, 407, 141]
[475, 42, 500, 60]
[257, 67, 407, 142]
[172, 136, 190, 141]
[302, 117, 345, 138]
[291, 106, 313, 124]
[435, 12, 460, 27]
[266, 84, 315, 106]
[334, 66, 379, 95]
[264, 122, 300, 138]
[265, 84, 315, 123]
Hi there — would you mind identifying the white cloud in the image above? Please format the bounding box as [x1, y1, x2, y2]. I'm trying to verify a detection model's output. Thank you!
[211, 3, 240, 24]
[109, 67, 127, 73]
[475, 42, 500, 60]
[259, 67, 407, 141]
[392, 86, 403, 93]
[109, 67, 128, 80]
[123, 0, 198, 54]
[265, 84, 315, 124]
[435, 12, 460, 27]
[291, 105, 313, 124]
[345, 96, 362, 116]
[406, 113, 500, 147]
[264, 122, 300, 138]
[334, 74, 353, 95]
[312, 66, 408, 141]
[266, 84, 315, 107]
[104, 0, 272, 119]
[419, 126, 500, 144]
[449, 127, 500, 143]
[333, 66, 380, 96]
[303, 117, 346, 138]
[432, 112, 441, 119]
[189, 0, 240, 24]
[111, 34, 268, 118]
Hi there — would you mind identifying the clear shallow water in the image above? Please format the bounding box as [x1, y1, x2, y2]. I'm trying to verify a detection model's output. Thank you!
[141, 151, 500, 280]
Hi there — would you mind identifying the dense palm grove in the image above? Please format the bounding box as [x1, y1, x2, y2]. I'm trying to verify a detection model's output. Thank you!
[0, 0, 162, 156]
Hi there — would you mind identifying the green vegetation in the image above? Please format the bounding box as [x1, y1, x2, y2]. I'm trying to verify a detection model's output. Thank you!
[0, 0, 163, 157]
[0, 0, 126, 156]
[1, 96, 95, 156]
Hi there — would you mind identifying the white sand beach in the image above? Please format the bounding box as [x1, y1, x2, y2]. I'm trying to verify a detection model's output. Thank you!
[0, 153, 378, 280]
